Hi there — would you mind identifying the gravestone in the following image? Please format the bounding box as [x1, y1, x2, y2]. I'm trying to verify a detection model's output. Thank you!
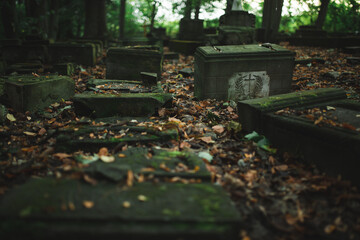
[237, 88, 360, 185]
[48, 43, 96, 66]
[70, 39, 103, 57]
[56, 125, 179, 152]
[178, 18, 205, 41]
[1, 45, 48, 64]
[169, 40, 203, 55]
[194, 44, 295, 100]
[2, 75, 75, 112]
[106, 46, 162, 80]
[74, 79, 171, 118]
[0, 178, 241, 240]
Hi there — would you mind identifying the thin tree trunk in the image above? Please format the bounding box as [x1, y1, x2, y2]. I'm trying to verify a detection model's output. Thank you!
[0, 0, 17, 38]
[97, 0, 107, 39]
[315, 0, 330, 29]
[184, 0, 192, 19]
[84, 0, 98, 38]
[150, 1, 157, 32]
[262, 0, 283, 42]
[194, 0, 201, 20]
[119, 0, 126, 40]
[48, 0, 59, 40]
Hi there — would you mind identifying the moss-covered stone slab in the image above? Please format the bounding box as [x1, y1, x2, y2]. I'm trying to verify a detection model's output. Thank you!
[194, 44, 295, 101]
[237, 88, 360, 185]
[2, 75, 75, 112]
[169, 39, 203, 55]
[48, 43, 96, 66]
[106, 46, 163, 80]
[85, 147, 210, 181]
[73, 92, 172, 118]
[86, 79, 162, 93]
[56, 125, 179, 152]
[0, 179, 240, 240]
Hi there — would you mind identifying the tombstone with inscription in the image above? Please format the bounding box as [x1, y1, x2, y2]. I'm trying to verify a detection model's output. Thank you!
[194, 44, 295, 101]
[218, 0, 256, 45]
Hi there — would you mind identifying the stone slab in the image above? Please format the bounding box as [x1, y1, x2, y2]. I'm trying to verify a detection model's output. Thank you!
[52, 63, 75, 76]
[218, 26, 255, 45]
[70, 39, 103, 57]
[169, 40, 203, 55]
[0, 179, 240, 240]
[194, 44, 295, 100]
[1, 45, 48, 64]
[86, 79, 163, 93]
[48, 43, 96, 66]
[237, 88, 360, 185]
[85, 147, 211, 181]
[56, 125, 179, 152]
[7, 61, 43, 74]
[2, 75, 75, 112]
[106, 46, 163, 80]
[73, 92, 172, 118]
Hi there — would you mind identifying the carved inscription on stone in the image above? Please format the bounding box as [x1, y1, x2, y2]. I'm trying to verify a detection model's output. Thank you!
[228, 71, 270, 101]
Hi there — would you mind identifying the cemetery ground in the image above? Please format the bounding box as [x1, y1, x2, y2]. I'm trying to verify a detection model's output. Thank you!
[1, 43, 360, 240]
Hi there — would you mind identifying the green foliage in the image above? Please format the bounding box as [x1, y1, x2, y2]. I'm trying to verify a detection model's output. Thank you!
[324, 0, 360, 33]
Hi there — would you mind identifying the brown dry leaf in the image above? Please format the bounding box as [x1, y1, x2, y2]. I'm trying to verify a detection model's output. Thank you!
[83, 200, 94, 209]
[83, 174, 97, 185]
[244, 170, 258, 182]
[341, 122, 356, 131]
[274, 164, 288, 171]
[123, 201, 131, 208]
[21, 146, 38, 152]
[180, 141, 191, 149]
[160, 163, 170, 172]
[168, 117, 182, 123]
[199, 136, 215, 144]
[158, 108, 166, 117]
[285, 214, 298, 225]
[212, 125, 225, 134]
[38, 128, 47, 136]
[127, 170, 134, 187]
[118, 153, 126, 158]
[24, 131, 37, 136]
[138, 195, 147, 202]
[98, 147, 109, 156]
[268, 156, 276, 165]
[324, 224, 336, 234]
[314, 116, 323, 125]
[68, 202, 76, 211]
[53, 153, 72, 160]
[140, 167, 155, 172]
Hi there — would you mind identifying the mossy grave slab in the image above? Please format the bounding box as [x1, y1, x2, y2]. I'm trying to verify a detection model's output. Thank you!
[237, 88, 360, 185]
[86, 79, 162, 93]
[73, 91, 172, 118]
[0, 178, 240, 240]
[84, 147, 211, 181]
[2, 75, 75, 112]
[56, 125, 179, 152]
[106, 46, 163, 80]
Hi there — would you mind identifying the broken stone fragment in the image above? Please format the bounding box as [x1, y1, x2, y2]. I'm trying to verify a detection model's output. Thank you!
[179, 68, 193, 77]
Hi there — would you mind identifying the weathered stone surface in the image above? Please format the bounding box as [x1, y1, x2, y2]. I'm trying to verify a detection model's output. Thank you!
[179, 68, 193, 77]
[219, 10, 255, 28]
[85, 147, 210, 181]
[73, 92, 172, 118]
[70, 39, 103, 57]
[238, 88, 360, 185]
[163, 52, 179, 60]
[169, 40, 203, 55]
[178, 18, 204, 41]
[86, 79, 162, 93]
[3, 75, 75, 112]
[346, 57, 360, 65]
[52, 63, 75, 76]
[0, 178, 240, 240]
[141, 72, 158, 87]
[1, 45, 48, 64]
[106, 46, 162, 80]
[7, 61, 43, 74]
[56, 126, 179, 152]
[218, 26, 255, 45]
[194, 44, 295, 100]
[48, 43, 96, 66]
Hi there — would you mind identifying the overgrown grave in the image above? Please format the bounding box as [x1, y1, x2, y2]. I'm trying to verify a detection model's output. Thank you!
[238, 88, 360, 185]
[1, 75, 75, 113]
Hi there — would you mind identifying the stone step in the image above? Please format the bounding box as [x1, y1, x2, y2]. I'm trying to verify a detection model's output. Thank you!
[0, 179, 240, 240]
[2, 75, 75, 112]
[56, 125, 179, 152]
[83, 147, 211, 181]
[237, 88, 360, 185]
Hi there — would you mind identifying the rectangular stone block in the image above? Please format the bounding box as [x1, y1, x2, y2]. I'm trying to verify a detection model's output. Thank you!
[52, 63, 75, 76]
[194, 44, 295, 101]
[0, 179, 240, 240]
[106, 46, 162, 80]
[3, 75, 75, 112]
[1, 45, 48, 64]
[48, 43, 96, 66]
[169, 39, 203, 55]
[70, 39, 103, 57]
[7, 61, 43, 74]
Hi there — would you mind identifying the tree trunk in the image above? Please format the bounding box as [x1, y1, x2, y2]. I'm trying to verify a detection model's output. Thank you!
[119, 0, 126, 40]
[226, 0, 233, 14]
[48, 0, 59, 40]
[0, 0, 17, 38]
[184, 0, 192, 19]
[261, 0, 284, 42]
[315, 0, 330, 30]
[97, 0, 107, 39]
[84, 0, 98, 38]
[150, 1, 157, 32]
[25, 0, 49, 38]
[194, 0, 201, 20]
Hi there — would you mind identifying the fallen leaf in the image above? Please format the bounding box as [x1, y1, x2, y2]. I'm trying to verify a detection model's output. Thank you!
[123, 201, 131, 208]
[212, 125, 225, 134]
[285, 214, 298, 225]
[98, 147, 109, 156]
[341, 122, 356, 131]
[68, 202, 76, 211]
[38, 128, 46, 136]
[118, 153, 126, 158]
[127, 170, 134, 187]
[53, 153, 72, 160]
[138, 195, 147, 202]
[24, 131, 37, 136]
[324, 224, 336, 234]
[158, 108, 166, 117]
[199, 136, 214, 144]
[82, 200, 94, 209]
[274, 164, 288, 171]
[83, 174, 97, 185]
[314, 116, 323, 125]
[100, 155, 115, 163]
[6, 114, 16, 122]
[326, 106, 336, 111]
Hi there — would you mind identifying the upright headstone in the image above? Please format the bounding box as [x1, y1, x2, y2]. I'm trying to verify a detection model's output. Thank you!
[194, 44, 295, 101]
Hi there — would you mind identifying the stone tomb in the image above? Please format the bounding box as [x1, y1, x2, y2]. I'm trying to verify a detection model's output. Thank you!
[237, 88, 360, 185]
[48, 43, 96, 66]
[106, 46, 162, 80]
[0, 178, 240, 240]
[169, 39, 203, 56]
[73, 79, 172, 118]
[194, 44, 295, 101]
[2, 75, 75, 112]
[56, 125, 179, 152]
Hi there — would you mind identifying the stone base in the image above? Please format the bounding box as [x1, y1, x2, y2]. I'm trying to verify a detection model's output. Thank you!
[73, 92, 172, 118]
[218, 26, 255, 45]
[3, 75, 75, 112]
[169, 40, 203, 55]
[48, 43, 96, 66]
[0, 179, 240, 240]
[106, 46, 162, 80]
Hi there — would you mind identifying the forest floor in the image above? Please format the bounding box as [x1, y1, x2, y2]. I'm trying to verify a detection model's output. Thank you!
[1, 43, 360, 240]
